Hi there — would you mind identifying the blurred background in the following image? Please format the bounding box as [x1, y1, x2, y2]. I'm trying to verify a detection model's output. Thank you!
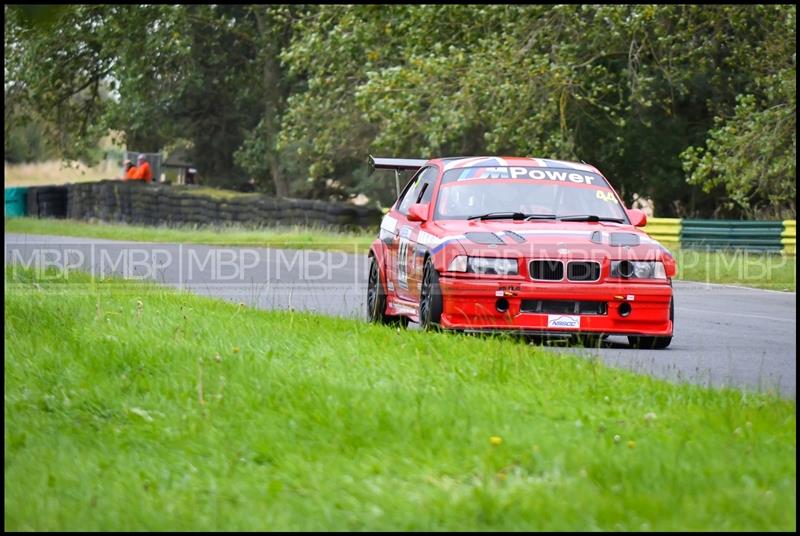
[4, 4, 796, 217]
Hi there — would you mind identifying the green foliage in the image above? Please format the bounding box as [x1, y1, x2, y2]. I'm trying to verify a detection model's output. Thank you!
[3, 109, 59, 164]
[4, 267, 796, 530]
[682, 95, 796, 219]
[4, 5, 796, 217]
[4, 5, 277, 185]
[4, 6, 110, 163]
[681, 17, 796, 220]
[280, 5, 796, 215]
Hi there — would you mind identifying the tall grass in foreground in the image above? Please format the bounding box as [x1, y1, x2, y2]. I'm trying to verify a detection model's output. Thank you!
[4, 267, 795, 531]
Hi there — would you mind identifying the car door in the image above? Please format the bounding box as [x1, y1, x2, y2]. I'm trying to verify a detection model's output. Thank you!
[393, 166, 438, 302]
[385, 167, 426, 300]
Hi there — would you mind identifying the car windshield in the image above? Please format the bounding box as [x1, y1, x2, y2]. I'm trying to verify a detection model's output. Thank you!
[434, 167, 628, 222]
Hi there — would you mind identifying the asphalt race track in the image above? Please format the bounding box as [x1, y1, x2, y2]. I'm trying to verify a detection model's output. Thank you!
[5, 233, 796, 398]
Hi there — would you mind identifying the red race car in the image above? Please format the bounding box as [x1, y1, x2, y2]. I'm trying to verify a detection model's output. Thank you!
[366, 156, 676, 349]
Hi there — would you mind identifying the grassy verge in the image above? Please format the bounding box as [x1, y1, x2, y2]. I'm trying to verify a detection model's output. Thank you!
[6, 217, 796, 290]
[4, 267, 795, 531]
[5, 217, 374, 253]
[674, 248, 796, 291]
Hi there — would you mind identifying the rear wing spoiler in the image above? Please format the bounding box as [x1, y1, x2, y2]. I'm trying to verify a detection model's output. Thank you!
[368, 155, 427, 174]
[368, 155, 428, 197]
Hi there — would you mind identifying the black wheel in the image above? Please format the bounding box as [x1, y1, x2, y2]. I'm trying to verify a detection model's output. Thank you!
[628, 298, 673, 349]
[418, 257, 443, 331]
[367, 255, 408, 327]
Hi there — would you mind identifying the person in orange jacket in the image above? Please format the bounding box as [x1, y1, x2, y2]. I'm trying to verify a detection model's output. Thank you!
[123, 159, 138, 180]
[134, 154, 153, 182]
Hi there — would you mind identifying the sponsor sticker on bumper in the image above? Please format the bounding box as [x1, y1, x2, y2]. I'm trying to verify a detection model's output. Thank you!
[547, 315, 580, 329]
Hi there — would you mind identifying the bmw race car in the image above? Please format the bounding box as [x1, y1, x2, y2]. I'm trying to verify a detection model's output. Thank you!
[366, 156, 676, 349]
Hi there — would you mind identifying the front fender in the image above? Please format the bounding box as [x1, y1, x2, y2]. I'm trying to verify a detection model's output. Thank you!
[429, 239, 468, 273]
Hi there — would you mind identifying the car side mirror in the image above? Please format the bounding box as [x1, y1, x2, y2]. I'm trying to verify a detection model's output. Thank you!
[627, 209, 647, 227]
[407, 203, 429, 223]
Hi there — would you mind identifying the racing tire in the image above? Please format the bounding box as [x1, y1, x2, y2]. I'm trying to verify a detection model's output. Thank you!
[418, 257, 443, 331]
[367, 255, 408, 327]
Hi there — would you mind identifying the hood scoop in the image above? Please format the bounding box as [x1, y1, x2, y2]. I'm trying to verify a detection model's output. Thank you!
[609, 232, 641, 247]
[464, 231, 505, 245]
[503, 230, 527, 244]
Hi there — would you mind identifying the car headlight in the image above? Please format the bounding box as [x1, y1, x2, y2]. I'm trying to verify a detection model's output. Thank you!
[448, 255, 468, 272]
[611, 260, 666, 280]
[447, 256, 518, 275]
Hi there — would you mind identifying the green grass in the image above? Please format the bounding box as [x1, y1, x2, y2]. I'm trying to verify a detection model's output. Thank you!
[674, 248, 796, 291]
[4, 267, 796, 531]
[6, 217, 796, 290]
[5, 217, 374, 253]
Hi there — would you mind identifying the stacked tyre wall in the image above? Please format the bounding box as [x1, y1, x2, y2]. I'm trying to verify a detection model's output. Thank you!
[60, 180, 381, 230]
[26, 185, 69, 219]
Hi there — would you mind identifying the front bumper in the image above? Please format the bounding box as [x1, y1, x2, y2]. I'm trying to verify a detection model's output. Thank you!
[438, 275, 673, 336]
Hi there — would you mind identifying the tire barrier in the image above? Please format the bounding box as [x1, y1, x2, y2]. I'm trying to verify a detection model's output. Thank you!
[4, 187, 28, 217]
[26, 185, 68, 219]
[44, 180, 381, 231]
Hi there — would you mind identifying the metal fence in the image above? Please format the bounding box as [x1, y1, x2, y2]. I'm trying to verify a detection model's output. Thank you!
[643, 218, 794, 254]
[641, 217, 681, 248]
[680, 220, 785, 253]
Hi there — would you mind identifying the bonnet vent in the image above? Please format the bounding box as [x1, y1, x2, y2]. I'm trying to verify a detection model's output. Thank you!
[464, 232, 505, 245]
[609, 232, 641, 247]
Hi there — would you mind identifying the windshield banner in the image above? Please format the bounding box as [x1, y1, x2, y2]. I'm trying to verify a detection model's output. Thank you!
[445, 167, 609, 187]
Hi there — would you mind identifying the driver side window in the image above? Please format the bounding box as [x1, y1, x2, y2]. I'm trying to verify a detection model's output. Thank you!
[397, 166, 437, 215]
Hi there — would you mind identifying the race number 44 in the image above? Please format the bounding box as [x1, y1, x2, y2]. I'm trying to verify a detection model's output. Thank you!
[596, 190, 618, 203]
[397, 238, 410, 289]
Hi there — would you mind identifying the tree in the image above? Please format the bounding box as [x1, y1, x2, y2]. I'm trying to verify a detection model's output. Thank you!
[5, 5, 114, 163]
[279, 4, 796, 214]
[681, 6, 796, 219]
[234, 5, 304, 197]
[6, 4, 795, 217]
[5, 5, 270, 185]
